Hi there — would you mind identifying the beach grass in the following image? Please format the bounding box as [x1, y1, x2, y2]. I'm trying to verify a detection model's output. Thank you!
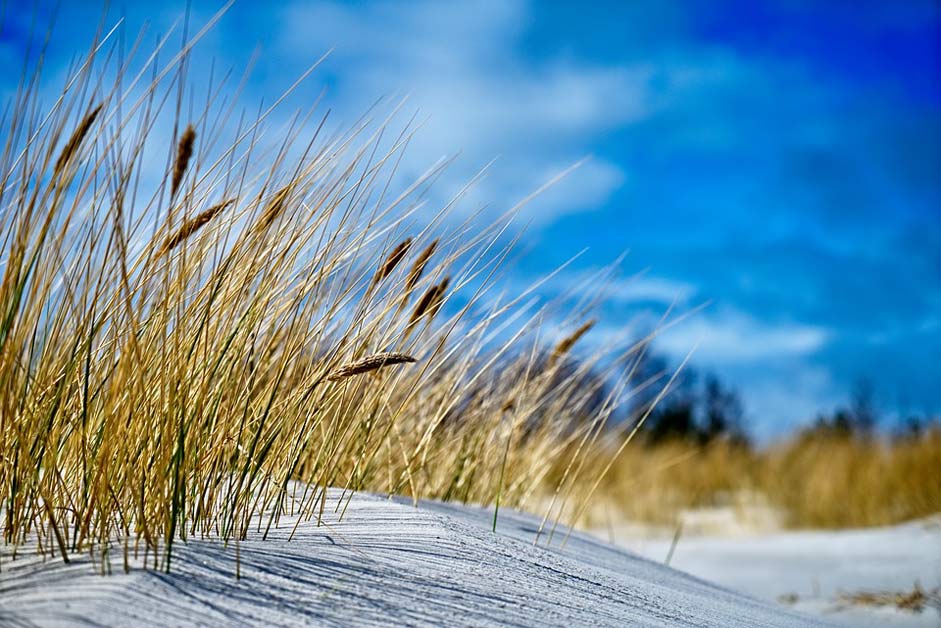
[587, 426, 941, 529]
[0, 19, 658, 570]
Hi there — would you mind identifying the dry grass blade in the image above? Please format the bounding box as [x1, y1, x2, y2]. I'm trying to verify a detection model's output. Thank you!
[548, 320, 595, 369]
[157, 199, 235, 256]
[53, 103, 103, 176]
[372, 237, 412, 285]
[838, 584, 936, 613]
[327, 352, 417, 381]
[171, 124, 196, 197]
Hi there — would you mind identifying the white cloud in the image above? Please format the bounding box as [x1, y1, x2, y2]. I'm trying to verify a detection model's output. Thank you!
[606, 276, 697, 304]
[274, 0, 653, 222]
[515, 269, 696, 307]
[509, 158, 626, 219]
[656, 307, 829, 363]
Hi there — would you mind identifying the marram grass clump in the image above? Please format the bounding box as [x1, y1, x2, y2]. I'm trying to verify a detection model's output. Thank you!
[0, 21, 656, 571]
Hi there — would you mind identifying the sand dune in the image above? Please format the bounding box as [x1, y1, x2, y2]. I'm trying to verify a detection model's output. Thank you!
[1, 489, 830, 627]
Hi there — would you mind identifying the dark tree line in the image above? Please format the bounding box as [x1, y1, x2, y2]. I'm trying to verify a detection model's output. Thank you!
[629, 352, 749, 446]
[807, 377, 878, 438]
[474, 338, 937, 446]
[807, 377, 939, 441]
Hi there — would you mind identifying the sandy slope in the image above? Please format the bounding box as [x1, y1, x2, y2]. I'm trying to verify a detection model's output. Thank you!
[0, 489, 831, 627]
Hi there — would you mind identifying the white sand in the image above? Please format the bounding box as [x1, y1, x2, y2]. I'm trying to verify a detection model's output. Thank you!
[612, 514, 941, 627]
[0, 488, 833, 627]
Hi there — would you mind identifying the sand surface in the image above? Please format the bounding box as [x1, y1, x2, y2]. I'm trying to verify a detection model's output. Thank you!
[1, 488, 832, 627]
[610, 513, 941, 627]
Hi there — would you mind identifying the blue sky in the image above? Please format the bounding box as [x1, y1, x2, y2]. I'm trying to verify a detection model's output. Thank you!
[3, 1, 939, 438]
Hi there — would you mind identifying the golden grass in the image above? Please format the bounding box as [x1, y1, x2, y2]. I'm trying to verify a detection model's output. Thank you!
[0, 21, 654, 571]
[590, 427, 941, 529]
[761, 428, 941, 528]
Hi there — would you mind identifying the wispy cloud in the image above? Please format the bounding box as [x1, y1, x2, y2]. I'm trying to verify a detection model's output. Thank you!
[656, 308, 829, 363]
[274, 0, 649, 221]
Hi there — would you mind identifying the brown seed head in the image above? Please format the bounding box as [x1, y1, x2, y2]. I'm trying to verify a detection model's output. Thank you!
[158, 198, 235, 256]
[404, 239, 438, 294]
[327, 352, 417, 381]
[548, 319, 595, 369]
[409, 276, 450, 325]
[54, 104, 103, 176]
[171, 124, 196, 197]
[426, 276, 450, 321]
[373, 237, 412, 285]
[255, 185, 292, 232]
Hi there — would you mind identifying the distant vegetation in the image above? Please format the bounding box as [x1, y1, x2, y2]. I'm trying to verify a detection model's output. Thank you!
[584, 422, 941, 529]
[579, 363, 941, 529]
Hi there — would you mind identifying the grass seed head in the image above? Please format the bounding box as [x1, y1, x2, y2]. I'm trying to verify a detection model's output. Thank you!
[327, 352, 417, 381]
[548, 319, 595, 369]
[171, 124, 196, 197]
[410, 276, 449, 325]
[426, 276, 450, 321]
[157, 198, 235, 256]
[255, 184, 293, 233]
[53, 103, 103, 176]
[404, 239, 438, 295]
[373, 237, 412, 285]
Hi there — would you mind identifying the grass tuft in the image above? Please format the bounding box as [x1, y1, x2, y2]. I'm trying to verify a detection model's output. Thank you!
[0, 21, 653, 568]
